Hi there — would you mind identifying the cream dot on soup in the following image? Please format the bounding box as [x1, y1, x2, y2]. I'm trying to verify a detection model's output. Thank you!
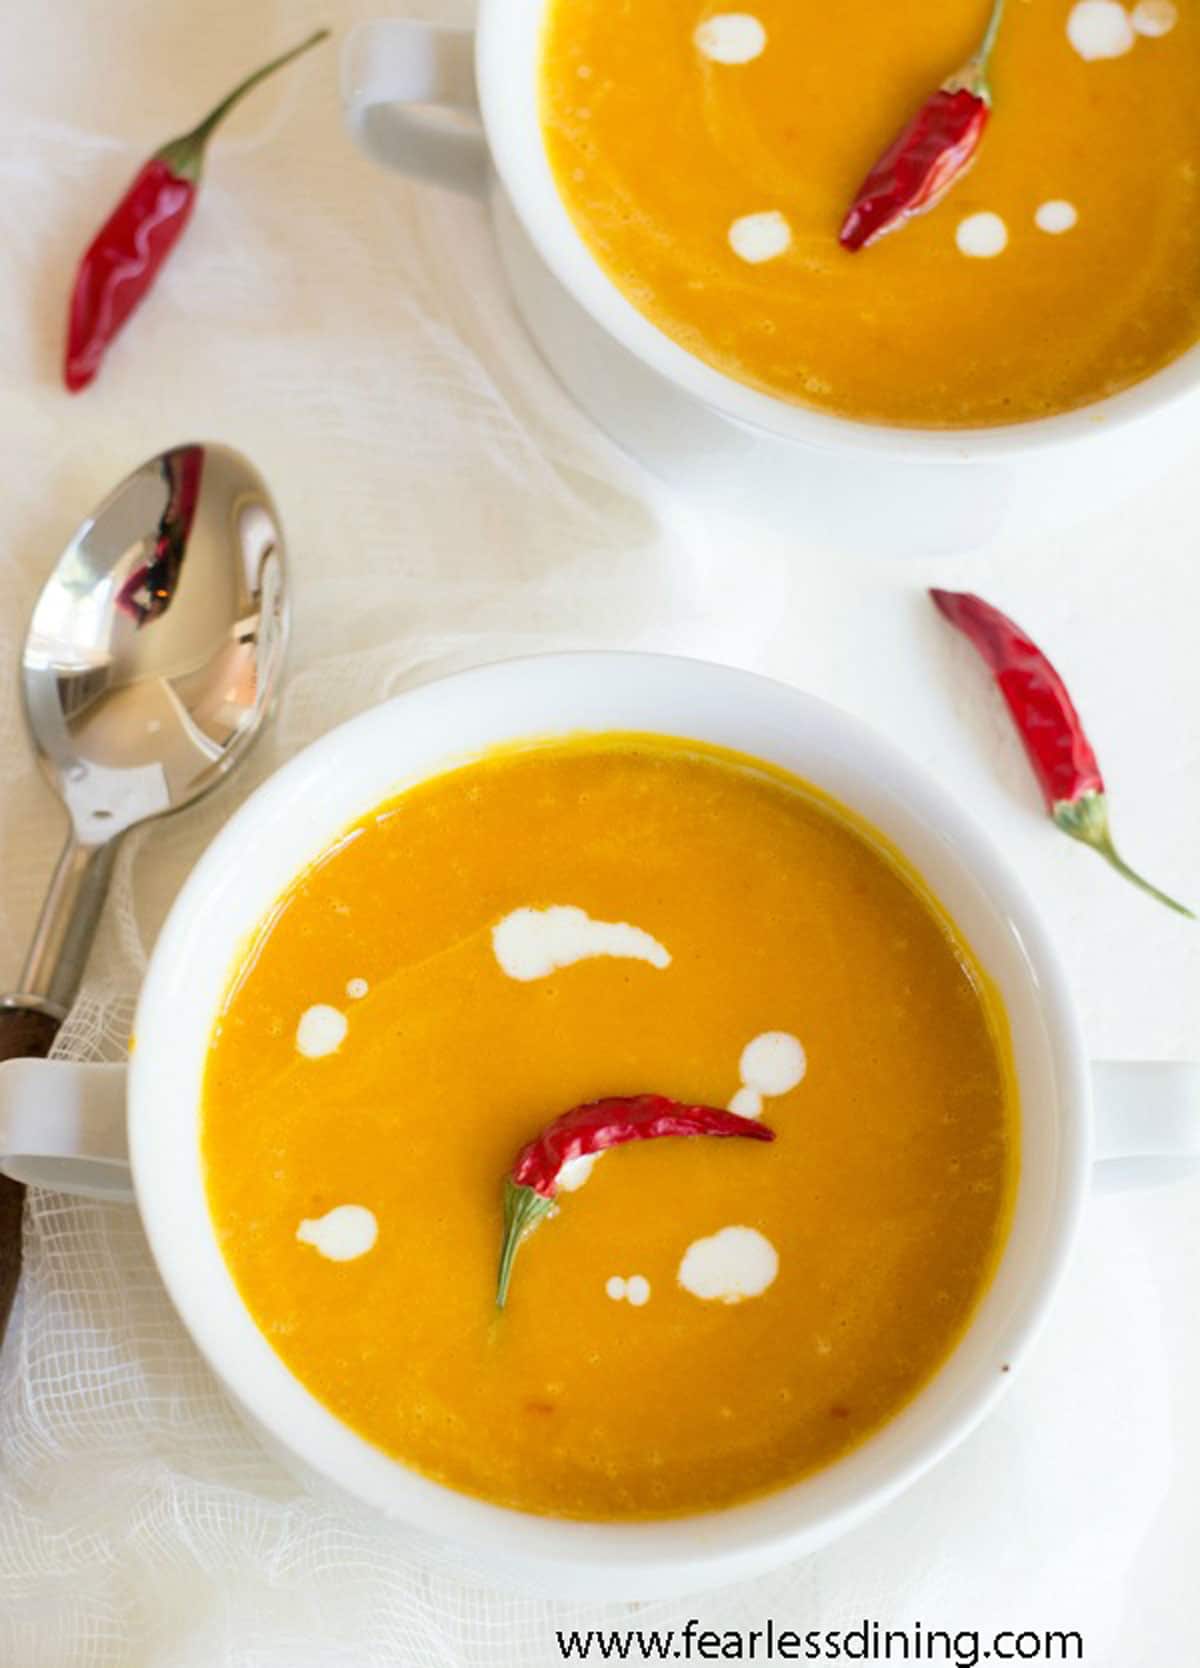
[1132, 0, 1177, 35]
[739, 1031, 806, 1096]
[606, 1273, 651, 1305]
[295, 1004, 347, 1058]
[1035, 200, 1078, 235]
[694, 13, 766, 64]
[728, 210, 791, 264]
[678, 1226, 779, 1303]
[955, 212, 1008, 258]
[492, 905, 670, 981]
[296, 1205, 377, 1262]
[728, 1085, 764, 1119]
[346, 977, 369, 999]
[1067, 0, 1136, 59]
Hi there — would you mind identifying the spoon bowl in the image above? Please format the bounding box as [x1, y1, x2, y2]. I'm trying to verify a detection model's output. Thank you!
[24, 443, 286, 843]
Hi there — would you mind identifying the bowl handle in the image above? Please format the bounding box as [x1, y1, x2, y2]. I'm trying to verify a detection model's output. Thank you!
[3, 1058, 1194, 1203]
[1092, 1061, 1200, 1192]
[341, 20, 487, 197]
[0, 1058, 130, 1201]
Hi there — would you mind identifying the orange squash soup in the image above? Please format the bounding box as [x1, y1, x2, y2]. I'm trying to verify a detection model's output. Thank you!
[540, 0, 1200, 426]
[202, 737, 1017, 1519]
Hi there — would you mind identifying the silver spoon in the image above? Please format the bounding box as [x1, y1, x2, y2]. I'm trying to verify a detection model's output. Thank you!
[0, 443, 288, 1339]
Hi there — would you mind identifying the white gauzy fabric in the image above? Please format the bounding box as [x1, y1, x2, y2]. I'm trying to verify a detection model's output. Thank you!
[1, 2, 1199, 1664]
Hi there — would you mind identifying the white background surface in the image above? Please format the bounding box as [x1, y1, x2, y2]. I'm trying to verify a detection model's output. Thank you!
[0, 0, 1197, 1662]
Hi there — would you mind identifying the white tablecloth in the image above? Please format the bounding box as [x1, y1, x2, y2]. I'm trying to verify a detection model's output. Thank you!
[1, 2, 1197, 1662]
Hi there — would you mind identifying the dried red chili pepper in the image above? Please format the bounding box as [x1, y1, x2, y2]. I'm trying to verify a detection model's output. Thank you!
[839, 0, 1005, 252]
[931, 589, 1193, 918]
[64, 28, 329, 393]
[496, 1094, 775, 1307]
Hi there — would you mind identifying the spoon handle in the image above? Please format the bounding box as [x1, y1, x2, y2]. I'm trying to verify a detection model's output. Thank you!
[0, 1006, 63, 1349]
[0, 836, 119, 1353]
[19, 837, 119, 1019]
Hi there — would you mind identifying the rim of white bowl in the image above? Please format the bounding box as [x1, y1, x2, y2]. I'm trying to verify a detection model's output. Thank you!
[130, 652, 1092, 1590]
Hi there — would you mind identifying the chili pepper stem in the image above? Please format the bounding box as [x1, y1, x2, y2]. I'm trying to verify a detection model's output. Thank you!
[974, 0, 1007, 70]
[1054, 792, 1194, 919]
[157, 28, 330, 182]
[949, 0, 1006, 99]
[496, 1181, 554, 1309]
